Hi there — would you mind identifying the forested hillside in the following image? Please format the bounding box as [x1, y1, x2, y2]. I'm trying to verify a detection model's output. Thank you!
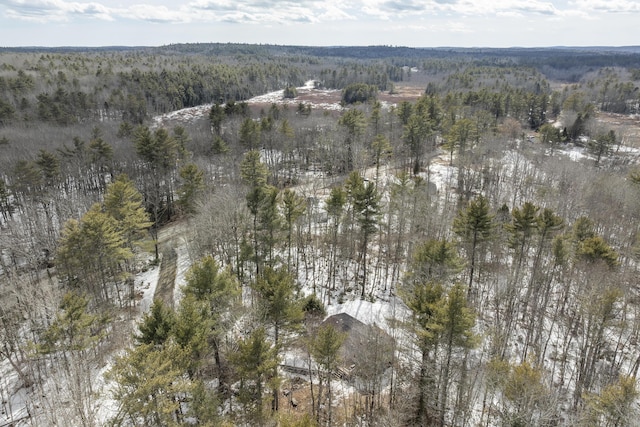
[2, 44, 640, 426]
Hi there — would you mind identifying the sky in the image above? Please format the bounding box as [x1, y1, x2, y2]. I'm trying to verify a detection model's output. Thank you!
[0, 0, 639, 48]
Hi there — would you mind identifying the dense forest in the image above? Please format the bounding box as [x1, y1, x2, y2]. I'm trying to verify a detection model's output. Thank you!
[2, 43, 640, 426]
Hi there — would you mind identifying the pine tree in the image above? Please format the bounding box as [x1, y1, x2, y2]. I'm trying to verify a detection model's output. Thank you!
[177, 163, 205, 215]
[444, 117, 476, 166]
[252, 267, 303, 412]
[11, 159, 42, 203]
[574, 285, 622, 406]
[576, 235, 619, 269]
[524, 208, 564, 358]
[501, 361, 549, 426]
[257, 185, 282, 269]
[396, 101, 413, 126]
[172, 125, 190, 158]
[588, 129, 616, 167]
[35, 149, 61, 188]
[240, 117, 261, 149]
[504, 201, 539, 337]
[241, 150, 269, 189]
[172, 295, 213, 378]
[507, 202, 539, 258]
[338, 108, 367, 172]
[240, 150, 275, 275]
[371, 134, 392, 184]
[133, 125, 179, 260]
[107, 342, 192, 426]
[406, 238, 464, 286]
[325, 185, 346, 297]
[136, 299, 175, 346]
[401, 281, 445, 425]
[103, 174, 152, 253]
[183, 255, 240, 304]
[230, 327, 279, 425]
[38, 291, 107, 427]
[436, 283, 478, 427]
[209, 103, 225, 135]
[88, 127, 114, 191]
[453, 195, 494, 301]
[403, 112, 432, 175]
[183, 255, 241, 392]
[211, 135, 229, 154]
[281, 188, 306, 271]
[56, 203, 132, 304]
[39, 291, 106, 355]
[583, 375, 638, 427]
[351, 175, 381, 298]
[309, 324, 346, 425]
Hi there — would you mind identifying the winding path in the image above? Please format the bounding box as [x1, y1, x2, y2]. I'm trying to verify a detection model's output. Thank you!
[153, 220, 189, 308]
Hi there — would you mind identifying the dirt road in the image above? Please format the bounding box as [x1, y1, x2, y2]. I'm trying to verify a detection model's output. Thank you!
[153, 220, 190, 308]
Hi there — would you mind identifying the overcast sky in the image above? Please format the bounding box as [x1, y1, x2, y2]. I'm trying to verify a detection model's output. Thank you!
[0, 0, 639, 48]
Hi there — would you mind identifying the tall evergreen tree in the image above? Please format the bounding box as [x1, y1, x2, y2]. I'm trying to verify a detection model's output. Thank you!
[57, 203, 132, 304]
[172, 295, 213, 378]
[252, 267, 304, 412]
[281, 188, 306, 271]
[309, 324, 346, 425]
[103, 174, 152, 254]
[209, 103, 225, 136]
[183, 255, 241, 392]
[351, 176, 381, 298]
[402, 281, 445, 425]
[240, 150, 273, 276]
[35, 149, 61, 188]
[136, 299, 175, 346]
[406, 238, 464, 286]
[88, 127, 114, 191]
[230, 327, 279, 425]
[240, 117, 261, 150]
[176, 163, 205, 215]
[437, 283, 478, 427]
[338, 108, 367, 172]
[133, 125, 179, 260]
[107, 342, 192, 426]
[325, 185, 346, 297]
[453, 195, 494, 301]
[38, 291, 107, 427]
[371, 133, 392, 184]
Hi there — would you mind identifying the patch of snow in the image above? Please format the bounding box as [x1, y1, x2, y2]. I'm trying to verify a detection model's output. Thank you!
[136, 262, 161, 314]
[151, 80, 347, 128]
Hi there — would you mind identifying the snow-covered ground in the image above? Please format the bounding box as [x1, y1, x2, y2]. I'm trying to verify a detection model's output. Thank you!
[137, 262, 161, 313]
[151, 79, 405, 129]
[151, 80, 345, 129]
[5, 81, 640, 426]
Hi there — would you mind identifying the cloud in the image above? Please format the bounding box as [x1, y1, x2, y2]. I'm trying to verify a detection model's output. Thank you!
[430, 0, 562, 16]
[1, 0, 639, 27]
[381, 0, 426, 12]
[2, 0, 113, 22]
[125, 4, 183, 23]
[570, 0, 640, 12]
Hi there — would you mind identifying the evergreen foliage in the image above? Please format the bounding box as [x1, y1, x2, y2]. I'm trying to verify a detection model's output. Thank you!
[136, 299, 175, 346]
[341, 83, 378, 104]
[3, 45, 640, 427]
